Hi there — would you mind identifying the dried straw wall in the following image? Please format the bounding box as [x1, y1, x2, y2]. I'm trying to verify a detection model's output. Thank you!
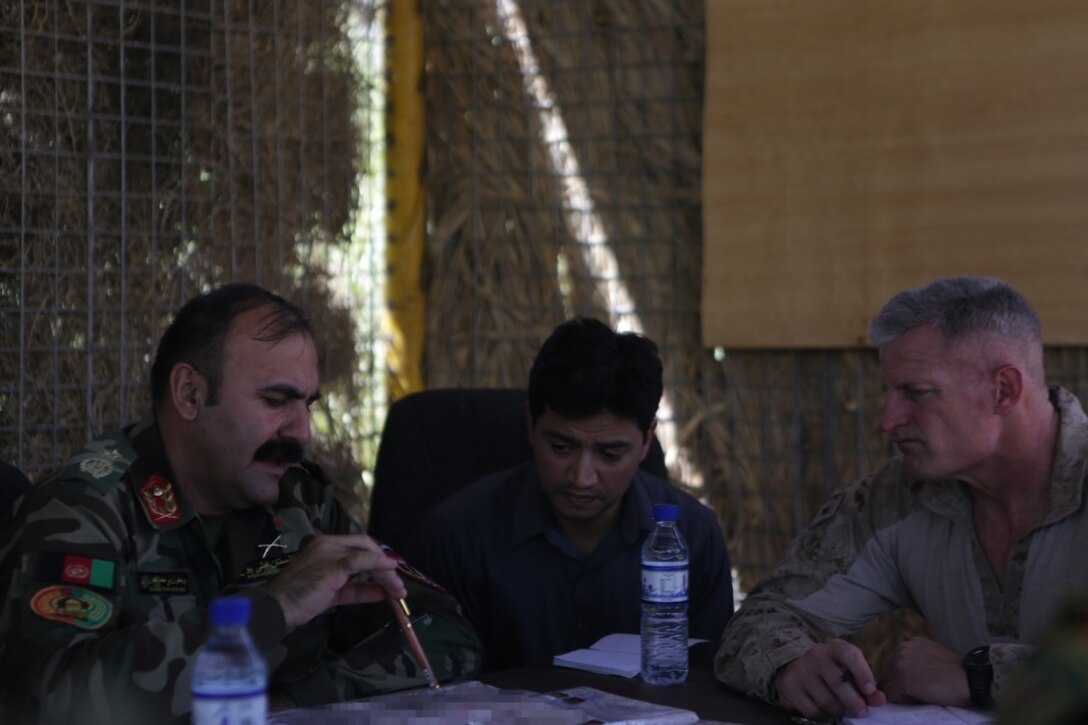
[418, 0, 1088, 666]
[1, 0, 373, 517]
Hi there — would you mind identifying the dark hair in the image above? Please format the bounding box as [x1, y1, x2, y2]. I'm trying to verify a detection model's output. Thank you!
[527, 317, 662, 434]
[150, 283, 310, 406]
[869, 276, 1041, 348]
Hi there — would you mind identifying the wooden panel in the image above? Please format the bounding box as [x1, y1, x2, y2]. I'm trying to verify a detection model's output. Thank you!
[703, 0, 1088, 347]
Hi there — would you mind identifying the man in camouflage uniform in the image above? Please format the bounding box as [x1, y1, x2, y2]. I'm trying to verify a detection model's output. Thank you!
[0, 284, 482, 723]
[717, 276, 1088, 720]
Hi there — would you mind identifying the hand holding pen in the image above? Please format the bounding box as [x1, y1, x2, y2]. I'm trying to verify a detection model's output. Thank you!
[775, 639, 885, 721]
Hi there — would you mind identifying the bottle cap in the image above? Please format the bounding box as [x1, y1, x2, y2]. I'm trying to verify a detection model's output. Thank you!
[209, 596, 251, 626]
[652, 503, 679, 522]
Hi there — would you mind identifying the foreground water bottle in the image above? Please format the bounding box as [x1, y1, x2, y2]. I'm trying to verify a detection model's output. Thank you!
[191, 596, 268, 725]
[640, 502, 689, 685]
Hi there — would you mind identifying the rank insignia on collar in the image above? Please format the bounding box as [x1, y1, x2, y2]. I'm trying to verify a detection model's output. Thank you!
[138, 474, 181, 526]
[30, 585, 113, 630]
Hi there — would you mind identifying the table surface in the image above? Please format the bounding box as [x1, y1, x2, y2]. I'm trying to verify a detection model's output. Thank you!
[479, 643, 792, 724]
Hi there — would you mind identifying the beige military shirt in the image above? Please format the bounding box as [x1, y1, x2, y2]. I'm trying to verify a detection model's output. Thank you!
[717, 387, 1088, 706]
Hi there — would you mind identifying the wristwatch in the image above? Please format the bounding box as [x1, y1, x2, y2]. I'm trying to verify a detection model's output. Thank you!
[962, 645, 993, 708]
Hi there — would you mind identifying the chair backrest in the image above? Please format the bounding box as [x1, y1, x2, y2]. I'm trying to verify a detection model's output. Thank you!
[0, 461, 31, 521]
[367, 387, 667, 557]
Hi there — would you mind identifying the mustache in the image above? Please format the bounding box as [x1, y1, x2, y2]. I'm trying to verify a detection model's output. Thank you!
[253, 439, 304, 465]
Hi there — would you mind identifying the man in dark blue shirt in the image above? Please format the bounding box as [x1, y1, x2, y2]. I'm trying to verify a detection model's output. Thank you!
[417, 317, 734, 670]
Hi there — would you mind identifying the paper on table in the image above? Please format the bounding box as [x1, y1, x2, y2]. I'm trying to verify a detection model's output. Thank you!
[267, 680, 701, 724]
[552, 633, 707, 678]
[843, 703, 993, 724]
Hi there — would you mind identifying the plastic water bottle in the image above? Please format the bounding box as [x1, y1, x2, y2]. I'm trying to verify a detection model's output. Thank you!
[191, 596, 268, 725]
[640, 502, 689, 685]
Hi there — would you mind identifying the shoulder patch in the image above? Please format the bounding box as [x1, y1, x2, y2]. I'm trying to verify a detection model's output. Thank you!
[29, 585, 114, 630]
[34, 553, 117, 591]
[62, 433, 139, 493]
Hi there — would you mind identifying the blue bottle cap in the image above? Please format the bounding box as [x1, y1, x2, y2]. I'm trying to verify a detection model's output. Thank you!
[209, 596, 251, 626]
[652, 503, 679, 521]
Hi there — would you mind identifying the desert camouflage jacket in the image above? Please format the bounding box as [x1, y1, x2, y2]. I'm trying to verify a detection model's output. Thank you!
[716, 387, 1088, 709]
[0, 416, 482, 724]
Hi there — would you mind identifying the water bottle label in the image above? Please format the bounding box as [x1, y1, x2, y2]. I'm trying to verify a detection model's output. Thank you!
[191, 693, 267, 725]
[641, 561, 688, 603]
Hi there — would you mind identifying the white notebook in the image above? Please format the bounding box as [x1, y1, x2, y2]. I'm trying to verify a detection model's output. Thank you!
[844, 703, 993, 724]
[552, 633, 707, 678]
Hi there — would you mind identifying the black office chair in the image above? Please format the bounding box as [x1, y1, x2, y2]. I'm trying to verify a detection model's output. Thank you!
[0, 461, 31, 597]
[0, 460, 31, 520]
[367, 387, 667, 558]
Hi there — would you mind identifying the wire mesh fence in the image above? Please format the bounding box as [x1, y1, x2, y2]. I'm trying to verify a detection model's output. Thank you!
[6, 0, 1088, 607]
[0, 0, 387, 518]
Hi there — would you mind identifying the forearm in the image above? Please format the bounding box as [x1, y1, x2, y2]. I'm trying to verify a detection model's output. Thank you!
[715, 598, 819, 702]
[21, 606, 206, 723]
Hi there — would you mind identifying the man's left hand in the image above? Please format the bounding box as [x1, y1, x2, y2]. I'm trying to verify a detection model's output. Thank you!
[879, 636, 970, 706]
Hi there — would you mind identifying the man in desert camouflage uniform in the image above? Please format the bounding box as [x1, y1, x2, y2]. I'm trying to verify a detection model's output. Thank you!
[0, 284, 482, 723]
[717, 276, 1088, 720]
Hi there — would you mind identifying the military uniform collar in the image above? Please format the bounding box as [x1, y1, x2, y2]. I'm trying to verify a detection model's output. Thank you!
[126, 414, 198, 530]
[917, 386, 1088, 527]
[1039, 386, 1088, 526]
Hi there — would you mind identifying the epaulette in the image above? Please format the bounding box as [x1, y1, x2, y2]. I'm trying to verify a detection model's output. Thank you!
[60, 431, 139, 494]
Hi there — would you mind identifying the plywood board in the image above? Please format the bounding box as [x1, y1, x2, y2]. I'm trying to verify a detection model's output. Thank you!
[703, 0, 1088, 347]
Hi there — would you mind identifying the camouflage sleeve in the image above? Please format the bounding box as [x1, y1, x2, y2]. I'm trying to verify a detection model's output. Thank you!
[264, 478, 483, 705]
[0, 482, 208, 724]
[715, 473, 906, 704]
[323, 567, 484, 700]
[990, 642, 1036, 703]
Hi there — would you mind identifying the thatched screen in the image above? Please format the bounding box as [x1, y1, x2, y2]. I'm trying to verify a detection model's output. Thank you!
[420, 0, 859, 592]
[418, 0, 1088, 665]
[0, 0, 384, 520]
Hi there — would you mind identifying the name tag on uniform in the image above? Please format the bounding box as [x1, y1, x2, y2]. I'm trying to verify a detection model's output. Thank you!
[238, 553, 295, 583]
[137, 571, 191, 594]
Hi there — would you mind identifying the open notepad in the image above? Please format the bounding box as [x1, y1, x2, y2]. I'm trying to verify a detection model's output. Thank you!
[844, 703, 993, 724]
[552, 633, 707, 678]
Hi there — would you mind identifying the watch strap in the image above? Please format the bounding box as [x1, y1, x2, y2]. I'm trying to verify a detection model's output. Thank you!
[963, 645, 993, 708]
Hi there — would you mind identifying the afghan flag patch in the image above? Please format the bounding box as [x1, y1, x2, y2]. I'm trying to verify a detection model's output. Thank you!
[35, 553, 116, 591]
[29, 585, 113, 630]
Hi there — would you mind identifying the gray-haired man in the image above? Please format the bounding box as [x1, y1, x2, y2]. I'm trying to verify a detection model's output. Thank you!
[717, 276, 1088, 720]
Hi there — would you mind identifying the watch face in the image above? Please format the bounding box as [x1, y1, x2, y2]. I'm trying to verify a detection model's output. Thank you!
[965, 646, 991, 669]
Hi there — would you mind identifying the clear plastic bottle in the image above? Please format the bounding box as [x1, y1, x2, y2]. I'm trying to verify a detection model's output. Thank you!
[640, 502, 689, 685]
[191, 596, 268, 725]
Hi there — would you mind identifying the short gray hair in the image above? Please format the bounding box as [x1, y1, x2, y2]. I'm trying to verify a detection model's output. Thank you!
[869, 276, 1041, 348]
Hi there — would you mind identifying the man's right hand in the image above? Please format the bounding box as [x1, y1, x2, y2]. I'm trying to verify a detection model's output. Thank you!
[774, 639, 887, 719]
[265, 533, 407, 628]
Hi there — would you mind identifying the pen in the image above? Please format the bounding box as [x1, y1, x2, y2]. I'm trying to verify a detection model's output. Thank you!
[389, 597, 441, 689]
